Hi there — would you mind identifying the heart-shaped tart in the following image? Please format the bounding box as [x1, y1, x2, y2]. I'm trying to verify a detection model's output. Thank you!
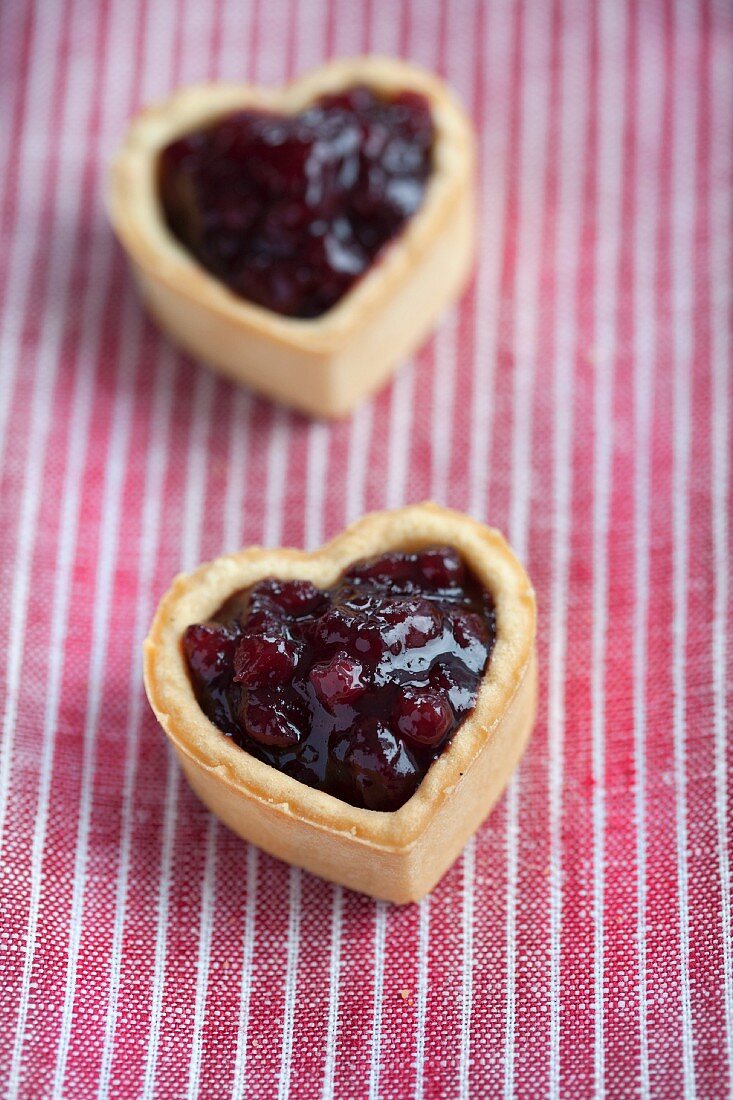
[144, 505, 536, 903]
[107, 58, 475, 417]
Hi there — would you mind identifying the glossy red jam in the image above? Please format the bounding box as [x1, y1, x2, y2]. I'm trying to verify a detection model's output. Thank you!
[158, 86, 434, 318]
[183, 547, 496, 812]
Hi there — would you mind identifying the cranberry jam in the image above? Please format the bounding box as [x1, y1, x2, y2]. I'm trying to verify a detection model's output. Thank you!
[183, 547, 496, 812]
[158, 86, 434, 318]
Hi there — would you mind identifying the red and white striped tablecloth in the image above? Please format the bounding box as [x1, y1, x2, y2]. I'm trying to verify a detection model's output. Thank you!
[1, 0, 731, 1096]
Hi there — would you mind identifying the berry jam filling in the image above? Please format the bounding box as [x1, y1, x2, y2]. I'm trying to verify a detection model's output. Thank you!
[158, 86, 434, 318]
[183, 547, 496, 813]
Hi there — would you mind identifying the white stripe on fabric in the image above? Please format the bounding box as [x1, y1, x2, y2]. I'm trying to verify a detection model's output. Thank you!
[329, 0, 365, 58]
[215, 0, 247, 83]
[710, 17, 733, 1089]
[590, 2, 628, 1096]
[468, 0, 515, 522]
[502, 0, 554, 1090]
[434, 10, 476, 528]
[632, 9, 666, 1095]
[263, 408, 289, 549]
[142, 368, 217, 1099]
[322, 401, 375, 1100]
[305, 423, 330, 550]
[143, 745, 181, 1099]
[187, 813, 219, 1100]
[384, 359, 416, 511]
[222, 390, 251, 552]
[321, 885, 343, 1100]
[230, 611, 260, 1091]
[461, 2, 516, 1089]
[369, 279, 424, 1100]
[431, 310, 458, 508]
[232, 843, 259, 1100]
[413, 897, 430, 1100]
[298, 9, 329, 584]
[547, 3, 591, 1095]
[263, 397, 300, 1095]
[344, 405, 373, 526]
[426, 27, 475, 1090]
[221, 352, 256, 1100]
[97, 345, 178, 1100]
[138, 0, 182, 104]
[185, 0, 232, 1081]
[458, 837, 475, 1100]
[670, 3, 699, 1094]
[368, 901, 388, 1100]
[277, 867, 302, 1100]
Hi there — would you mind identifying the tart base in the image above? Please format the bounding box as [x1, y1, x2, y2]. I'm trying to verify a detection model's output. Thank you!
[144, 504, 537, 904]
[108, 58, 476, 418]
[174, 649, 535, 903]
[131, 186, 473, 418]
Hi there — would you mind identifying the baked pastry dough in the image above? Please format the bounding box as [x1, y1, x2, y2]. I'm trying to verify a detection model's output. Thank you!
[107, 57, 476, 418]
[144, 504, 536, 903]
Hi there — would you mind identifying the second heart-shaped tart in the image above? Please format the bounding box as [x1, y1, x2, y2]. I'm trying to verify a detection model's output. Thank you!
[144, 504, 536, 903]
[107, 57, 475, 417]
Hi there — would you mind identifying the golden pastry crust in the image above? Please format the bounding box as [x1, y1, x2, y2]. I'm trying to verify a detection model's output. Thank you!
[107, 57, 476, 418]
[144, 504, 536, 902]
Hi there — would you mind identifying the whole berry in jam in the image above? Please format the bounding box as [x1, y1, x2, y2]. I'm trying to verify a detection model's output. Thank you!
[393, 686, 453, 748]
[242, 690, 303, 749]
[417, 546, 465, 588]
[183, 622, 239, 680]
[158, 87, 434, 319]
[252, 578, 324, 616]
[309, 653, 367, 710]
[378, 597, 442, 650]
[184, 546, 496, 812]
[328, 718, 419, 812]
[233, 632, 300, 688]
[182, 622, 243, 736]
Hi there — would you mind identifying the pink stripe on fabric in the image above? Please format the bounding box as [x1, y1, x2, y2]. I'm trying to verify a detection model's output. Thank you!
[590, 3, 633, 1096]
[669, 5, 703, 1094]
[710, 4, 733, 1088]
[630, 8, 667, 1096]
[601, 0, 644, 1093]
[510, 0, 563, 1093]
[557, 0, 600, 1090]
[644, 5, 685, 1092]
[683, 6, 731, 1095]
[501, 0, 558, 1089]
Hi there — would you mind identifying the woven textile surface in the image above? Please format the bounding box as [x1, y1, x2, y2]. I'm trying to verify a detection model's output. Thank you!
[1, 0, 731, 1096]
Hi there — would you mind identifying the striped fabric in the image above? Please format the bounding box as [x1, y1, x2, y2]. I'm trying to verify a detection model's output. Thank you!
[0, 0, 731, 1097]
